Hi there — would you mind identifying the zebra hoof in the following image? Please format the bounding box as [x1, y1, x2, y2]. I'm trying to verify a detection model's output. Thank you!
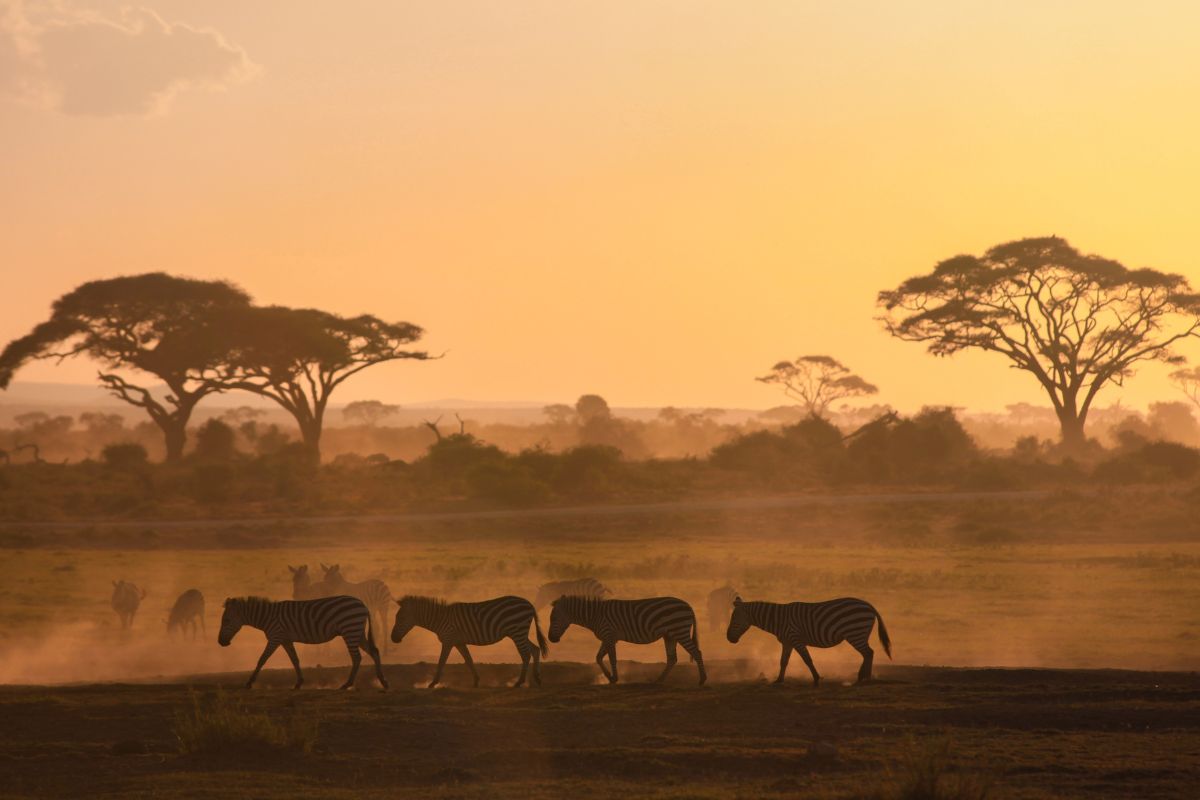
[427, 681, 438, 689]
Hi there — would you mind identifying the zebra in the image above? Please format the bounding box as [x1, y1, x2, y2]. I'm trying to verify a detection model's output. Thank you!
[218, 595, 388, 691]
[390, 595, 548, 688]
[287, 565, 337, 601]
[548, 595, 706, 685]
[320, 564, 394, 650]
[725, 596, 891, 685]
[166, 589, 206, 639]
[707, 584, 738, 633]
[533, 577, 611, 609]
[111, 581, 146, 630]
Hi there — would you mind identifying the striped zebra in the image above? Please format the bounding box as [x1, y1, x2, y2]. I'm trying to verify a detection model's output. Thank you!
[111, 580, 146, 630]
[218, 595, 388, 691]
[533, 577, 611, 609]
[287, 565, 336, 601]
[321, 564, 394, 650]
[548, 595, 706, 685]
[725, 596, 891, 685]
[706, 584, 738, 633]
[390, 595, 548, 688]
[166, 589, 205, 639]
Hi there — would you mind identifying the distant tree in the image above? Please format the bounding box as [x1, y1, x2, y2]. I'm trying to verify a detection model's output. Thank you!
[0, 274, 251, 462]
[542, 404, 575, 425]
[756, 355, 878, 417]
[218, 406, 268, 426]
[880, 237, 1200, 452]
[342, 399, 400, 427]
[78, 412, 125, 436]
[757, 405, 806, 425]
[211, 306, 428, 461]
[14, 412, 73, 437]
[1147, 401, 1200, 446]
[192, 418, 238, 462]
[102, 442, 149, 471]
[575, 394, 612, 423]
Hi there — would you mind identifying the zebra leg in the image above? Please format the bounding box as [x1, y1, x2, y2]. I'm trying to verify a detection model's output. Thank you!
[853, 642, 875, 683]
[595, 643, 614, 683]
[429, 643, 452, 688]
[339, 643, 363, 690]
[775, 639, 792, 684]
[682, 637, 706, 686]
[281, 641, 304, 689]
[795, 644, 820, 686]
[363, 632, 389, 691]
[246, 642, 279, 689]
[607, 643, 619, 684]
[511, 638, 530, 688]
[456, 644, 480, 688]
[656, 638, 679, 683]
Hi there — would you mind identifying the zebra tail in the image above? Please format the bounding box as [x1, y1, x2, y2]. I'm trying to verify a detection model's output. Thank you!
[533, 611, 549, 657]
[875, 609, 892, 659]
[689, 611, 699, 662]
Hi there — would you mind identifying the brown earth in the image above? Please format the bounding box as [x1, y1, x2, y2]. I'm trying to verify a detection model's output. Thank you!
[1, 662, 1197, 799]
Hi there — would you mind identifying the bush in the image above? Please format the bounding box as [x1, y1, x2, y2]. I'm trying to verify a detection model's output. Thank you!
[174, 691, 317, 756]
[102, 443, 148, 471]
[870, 738, 991, 800]
[192, 419, 238, 462]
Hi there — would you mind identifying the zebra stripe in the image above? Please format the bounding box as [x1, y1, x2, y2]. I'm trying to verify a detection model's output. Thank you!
[320, 564, 395, 652]
[534, 577, 611, 608]
[548, 596, 706, 685]
[391, 595, 548, 688]
[218, 595, 388, 690]
[725, 596, 891, 684]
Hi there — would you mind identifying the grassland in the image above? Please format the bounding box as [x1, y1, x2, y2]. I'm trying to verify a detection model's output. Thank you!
[0, 489, 1197, 796]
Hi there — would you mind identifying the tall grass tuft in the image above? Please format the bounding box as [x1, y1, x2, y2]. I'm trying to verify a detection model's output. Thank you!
[173, 690, 318, 756]
[871, 737, 992, 800]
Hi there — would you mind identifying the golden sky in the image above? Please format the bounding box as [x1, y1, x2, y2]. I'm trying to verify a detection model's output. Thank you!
[3, 1, 1200, 411]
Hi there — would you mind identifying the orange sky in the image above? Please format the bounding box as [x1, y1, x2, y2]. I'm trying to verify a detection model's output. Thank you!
[3, 1, 1200, 411]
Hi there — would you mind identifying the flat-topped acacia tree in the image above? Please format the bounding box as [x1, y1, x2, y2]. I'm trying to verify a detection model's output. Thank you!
[0, 273, 250, 462]
[210, 305, 429, 461]
[879, 237, 1200, 452]
[756, 355, 878, 418]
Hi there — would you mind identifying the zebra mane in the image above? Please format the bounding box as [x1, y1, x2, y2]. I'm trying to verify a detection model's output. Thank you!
[225, 595, 273, 607]
[399, 595, 446, 611]
[552, 594, 604, 613]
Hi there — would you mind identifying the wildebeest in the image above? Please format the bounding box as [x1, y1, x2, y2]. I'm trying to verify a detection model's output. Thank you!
[533, 577, 611, 609]
[166, 589, 206, 639]
[726, 595, 892, 684]
[218, 595, 388, 690]
[111, 580, 146, 630]
[320, 564, 394, 650]
[707, 584, 738, 633]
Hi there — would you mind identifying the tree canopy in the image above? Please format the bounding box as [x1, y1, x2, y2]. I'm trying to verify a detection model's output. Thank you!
[756, 355, 878, 417]
[879, 237, 1200, 450]
[0, 273, 250, 461]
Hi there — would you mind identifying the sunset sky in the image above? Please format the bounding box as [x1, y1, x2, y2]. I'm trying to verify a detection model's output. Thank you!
[3, 1, 1200, 411]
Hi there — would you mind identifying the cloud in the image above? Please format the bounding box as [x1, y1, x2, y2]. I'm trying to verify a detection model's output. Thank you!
[0, 1, 257, 116]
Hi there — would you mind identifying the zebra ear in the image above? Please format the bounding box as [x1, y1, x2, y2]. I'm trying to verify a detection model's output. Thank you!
[112, 580, 118, 588]
[288, 565, 297, 574]
[733, 596, 742, 605]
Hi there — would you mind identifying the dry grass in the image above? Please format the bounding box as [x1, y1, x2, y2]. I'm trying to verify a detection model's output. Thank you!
[174, 690, 317, 756]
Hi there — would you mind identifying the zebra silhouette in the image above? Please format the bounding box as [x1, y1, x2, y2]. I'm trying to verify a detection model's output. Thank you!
[111, 580, 146, 630]
[321, 564, 394, 650]
[218, 595, 388, 690]
[548, 595, 706, 685]
[390, 595, 548, 688]
[706, 584, 738, 633]
[287, 565, 336, 600]
[533, 577, 611, 609]
[166, 589, 205, 639]
[726, 596, 891, 684]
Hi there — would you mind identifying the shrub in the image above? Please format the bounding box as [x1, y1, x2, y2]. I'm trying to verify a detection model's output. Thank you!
[192, 419, 238, 462]
[173, 691, 317, 756]
[102, 443, 148, 471]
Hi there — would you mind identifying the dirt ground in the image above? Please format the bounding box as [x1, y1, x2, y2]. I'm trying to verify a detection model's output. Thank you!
[0, 662, 1196, 799]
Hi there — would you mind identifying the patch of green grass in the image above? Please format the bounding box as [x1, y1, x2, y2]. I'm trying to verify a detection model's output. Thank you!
[173, 690, 318, 756]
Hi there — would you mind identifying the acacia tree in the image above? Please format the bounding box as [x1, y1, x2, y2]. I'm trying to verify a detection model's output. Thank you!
[342, 399, 400, 426]
[211, 306, 428, 460]
[0, 274, 250, 461]
[879, 237, 1200, 452]
[756, 355, 878, 417]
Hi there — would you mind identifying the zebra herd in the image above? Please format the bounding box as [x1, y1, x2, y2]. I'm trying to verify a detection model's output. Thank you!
[209, 572, 891, 691]
[110, 570, 892, 690]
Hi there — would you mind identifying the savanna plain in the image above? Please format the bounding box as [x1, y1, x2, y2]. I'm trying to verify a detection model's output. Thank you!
[1, 491, 1198, 798]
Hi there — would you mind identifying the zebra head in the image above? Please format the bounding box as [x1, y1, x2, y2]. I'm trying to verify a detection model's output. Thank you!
[548, 595, 585, 643]
[726, 596, 752, 643]
[392, 595, 434, 643]
[218, 598, 245, 646]
[288, 565, 310, 589]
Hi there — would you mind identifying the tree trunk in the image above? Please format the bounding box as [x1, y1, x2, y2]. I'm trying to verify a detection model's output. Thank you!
[297, 417, 322, 464]
[160, 417, 188, 463]
[1056, 410, 1088, 455]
